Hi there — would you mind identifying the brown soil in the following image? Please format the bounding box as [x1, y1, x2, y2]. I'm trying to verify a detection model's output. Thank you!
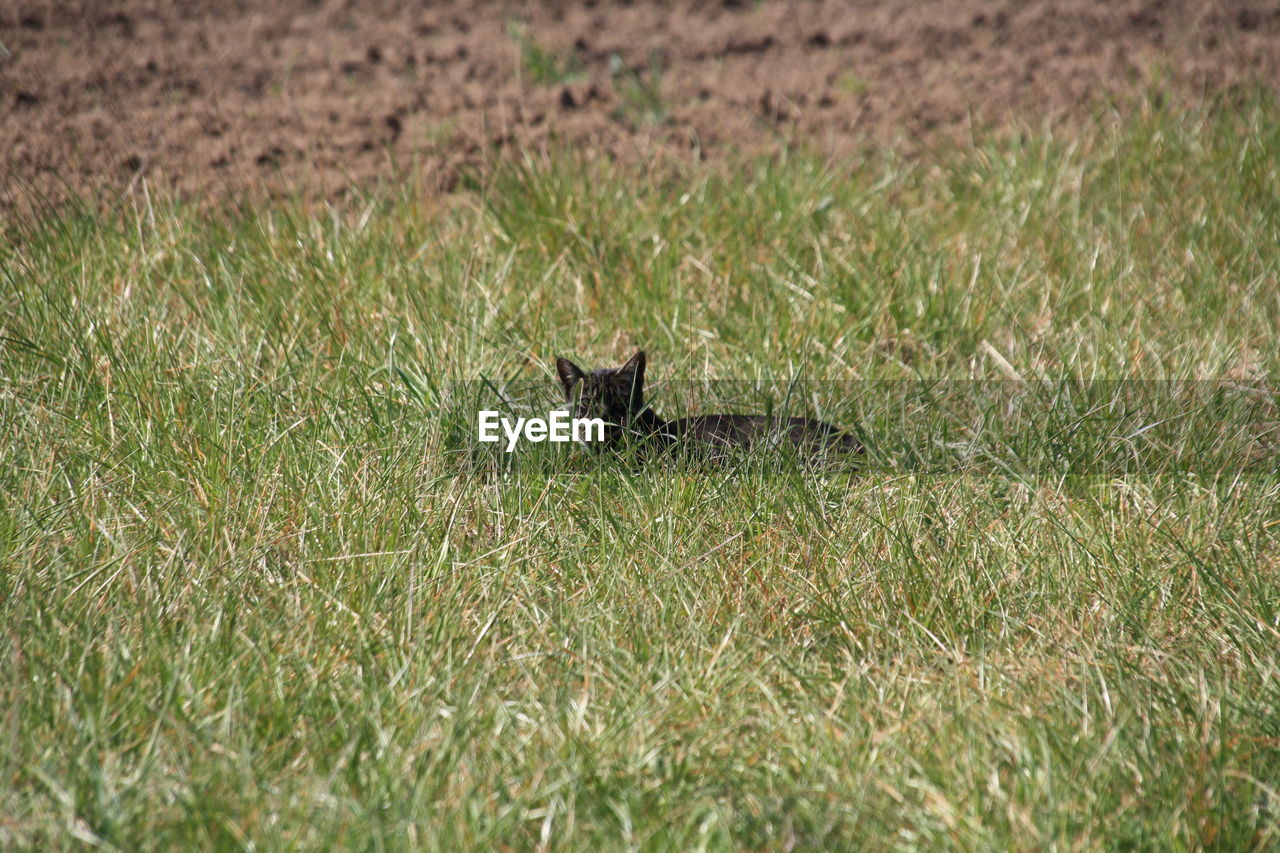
[2, 1, 1278, 212]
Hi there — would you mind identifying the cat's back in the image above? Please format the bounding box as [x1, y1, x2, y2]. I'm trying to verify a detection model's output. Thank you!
[664, 414, 862, 454]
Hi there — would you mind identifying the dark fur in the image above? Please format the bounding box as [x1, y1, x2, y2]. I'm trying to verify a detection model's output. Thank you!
[555, 351, 863, 459]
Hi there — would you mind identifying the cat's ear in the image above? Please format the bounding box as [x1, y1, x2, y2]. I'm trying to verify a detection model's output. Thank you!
[556, 357, 587, 397]
[618, 350, 646, 391]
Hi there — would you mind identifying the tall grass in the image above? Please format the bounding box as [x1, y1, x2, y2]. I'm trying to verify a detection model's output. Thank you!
[2, 94, 1278, 849]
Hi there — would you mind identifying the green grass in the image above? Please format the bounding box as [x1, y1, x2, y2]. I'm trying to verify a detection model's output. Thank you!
[2, 93, 1280, 849]
[609, 51, 667, 127]
[509, 21, 585, 87]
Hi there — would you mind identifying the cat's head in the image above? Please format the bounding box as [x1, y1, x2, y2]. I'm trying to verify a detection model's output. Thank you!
[555, 351, 646, 443]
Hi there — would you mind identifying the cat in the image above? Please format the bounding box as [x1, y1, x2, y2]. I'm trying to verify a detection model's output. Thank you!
[554, 350, 863, 460]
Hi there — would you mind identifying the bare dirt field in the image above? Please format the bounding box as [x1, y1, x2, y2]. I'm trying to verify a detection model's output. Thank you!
[3, 0, 1278, 211]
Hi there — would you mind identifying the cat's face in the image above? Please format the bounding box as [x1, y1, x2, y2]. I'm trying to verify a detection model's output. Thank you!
[555, 351, 646, 441]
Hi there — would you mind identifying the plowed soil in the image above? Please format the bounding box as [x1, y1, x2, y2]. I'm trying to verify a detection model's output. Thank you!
[3, 0, 1278, 211]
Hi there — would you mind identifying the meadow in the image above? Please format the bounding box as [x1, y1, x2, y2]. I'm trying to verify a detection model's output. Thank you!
[2, 94, 1279, 849]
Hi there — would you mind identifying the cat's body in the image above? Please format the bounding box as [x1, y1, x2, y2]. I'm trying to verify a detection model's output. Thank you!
[555, 351, 862, 459]
[658, 413, 862, 453]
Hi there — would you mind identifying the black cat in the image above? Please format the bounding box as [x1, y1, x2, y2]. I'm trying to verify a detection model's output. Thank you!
[555, 350, 862, 459]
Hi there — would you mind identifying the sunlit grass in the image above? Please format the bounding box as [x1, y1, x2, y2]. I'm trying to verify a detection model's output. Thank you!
[2, 93, 1279, 849]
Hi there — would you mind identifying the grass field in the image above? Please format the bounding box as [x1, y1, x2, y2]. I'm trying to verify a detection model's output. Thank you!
[3, 94, 1280, 849]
